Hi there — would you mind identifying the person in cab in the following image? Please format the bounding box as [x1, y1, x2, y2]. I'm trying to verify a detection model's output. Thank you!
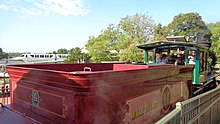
[157, 53, 167, 64]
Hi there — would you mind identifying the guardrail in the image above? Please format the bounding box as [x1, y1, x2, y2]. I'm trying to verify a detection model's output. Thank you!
[156, 86, 220, 124]
[0, 73, 10, 105]
[0, 87, 10, 105]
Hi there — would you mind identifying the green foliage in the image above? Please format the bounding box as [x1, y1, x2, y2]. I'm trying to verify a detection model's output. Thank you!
[154, 23, 167, 40]
[86, 25, 120, 62]
[51, 51, 57, 54]
[0, 48, 9, 60]
[208, 22, 220, 64]
[208, 22, 220, 37]
[157, 13, 212, 41]
[0, 52, 8, 60]
[8, 52, 22, 58]
[65, 47, 90, 63]
[119, 43, 144, 62]
[57, 48, 68, 54]
[118, 13, 155, 43]
[86, 13, 155, 62]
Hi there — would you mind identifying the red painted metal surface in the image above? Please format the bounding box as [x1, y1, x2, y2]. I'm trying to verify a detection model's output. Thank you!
[5, 63, 193, 124]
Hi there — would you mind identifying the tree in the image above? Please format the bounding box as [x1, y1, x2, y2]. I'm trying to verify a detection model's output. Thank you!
[86, 13, 156, 62]
[65, 47, 90, 63]
[117, 13, 155, 62]
[8, 52, 22, 58]
[86, 25, 120, 62]
[57, 48, 68, 54]
[0, 48, 9, 60]
[208, 22, 220, 64]
[118, 13, 155, 44]
[119, 43, 144, 62]
[158, 13, 212, 41]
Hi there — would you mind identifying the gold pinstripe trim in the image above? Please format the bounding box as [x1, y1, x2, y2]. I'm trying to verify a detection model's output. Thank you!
[14, 84, 67, 118]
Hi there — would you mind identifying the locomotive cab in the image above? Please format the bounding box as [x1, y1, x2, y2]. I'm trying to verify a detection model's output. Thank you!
[137, 36, 218, 96]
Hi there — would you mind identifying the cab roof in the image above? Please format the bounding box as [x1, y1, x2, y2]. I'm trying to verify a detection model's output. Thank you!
[137, 40, 210, 51]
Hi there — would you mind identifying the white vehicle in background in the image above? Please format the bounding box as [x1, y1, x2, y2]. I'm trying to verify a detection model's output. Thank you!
[13, 53, 70, 63]
[0, 64, 9, 78]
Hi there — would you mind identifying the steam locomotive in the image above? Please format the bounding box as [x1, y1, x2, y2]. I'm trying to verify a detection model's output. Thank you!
[1, 36, 218, 124]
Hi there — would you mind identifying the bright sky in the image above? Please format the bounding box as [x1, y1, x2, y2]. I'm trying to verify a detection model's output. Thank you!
[0, 0, 220, 53]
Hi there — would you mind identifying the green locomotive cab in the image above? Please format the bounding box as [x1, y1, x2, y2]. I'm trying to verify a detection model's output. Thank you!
[137, 36, 217, 95]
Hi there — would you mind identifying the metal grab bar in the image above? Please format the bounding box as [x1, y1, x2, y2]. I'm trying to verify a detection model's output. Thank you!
[84, 67, 91, 72]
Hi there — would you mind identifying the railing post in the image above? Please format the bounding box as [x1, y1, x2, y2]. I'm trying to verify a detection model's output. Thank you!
[210, 91, 213, 124]
[176, 102, 182, 124]
[218, 92, 220, 123]
[156, 87, 220, 124]
[2, 72, 6, 105]
[198, 95, 201, 123]
[218, 94, 220, 123]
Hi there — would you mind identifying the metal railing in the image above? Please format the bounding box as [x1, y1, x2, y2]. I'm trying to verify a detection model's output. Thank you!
[156, 87, 220, 124]
[0, 72, 10, 105]
[0, 84, 10, 105]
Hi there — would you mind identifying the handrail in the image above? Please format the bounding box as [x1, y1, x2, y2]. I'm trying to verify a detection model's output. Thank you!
[181, 86, 219, 104]
[156, 87, 220, 124]
[155, 103, 181, 124]
[187, 97, 220, 123]
[0, 71, 10, 105]
[84, 67, 92, 72]
[0, 84, 10, 105]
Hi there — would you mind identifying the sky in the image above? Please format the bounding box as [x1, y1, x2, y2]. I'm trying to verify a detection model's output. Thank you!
[0, 0, 220, 53]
